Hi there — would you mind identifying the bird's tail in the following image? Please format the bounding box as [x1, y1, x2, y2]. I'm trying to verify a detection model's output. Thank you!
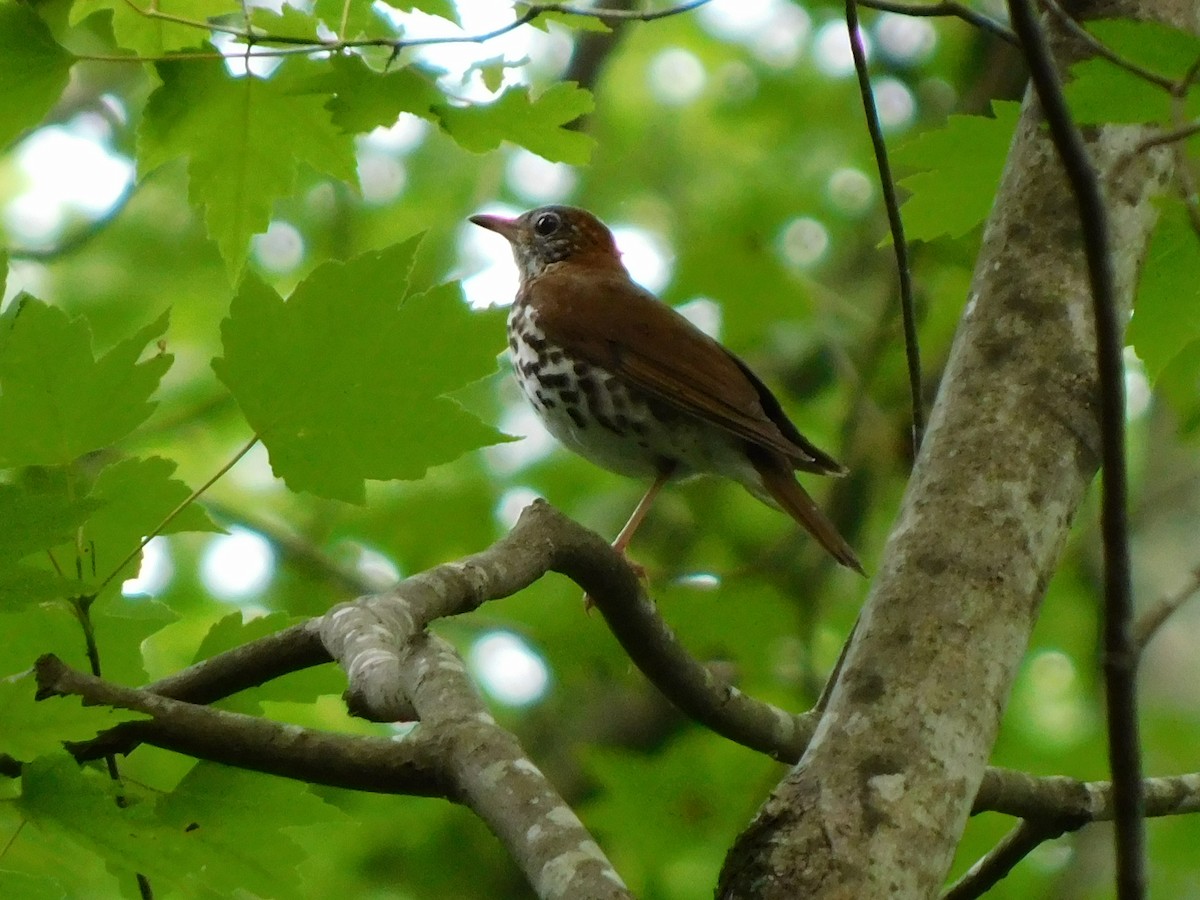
[753, 455, 864, 575]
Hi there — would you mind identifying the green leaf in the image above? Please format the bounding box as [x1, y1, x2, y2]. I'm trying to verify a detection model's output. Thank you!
[376, 0, 459, 25]
[465, 56, 512, 96]
[0, 672, 149, 761]
[0, 476, 98, 611]
[0, 1, 74, 150]
[305, 54, 441, 133]
[91, 595, 179, 687]
[19, 754, 259, 896]
[1064, 22, 1200, 125]
[191, 612, 344, 711]
[213, 237, 511, 502]
[0, 480, 99, 566]
[313, 0, 397, 38]
[156, 763, 347, 896]
[0, 606, 78, 679]
[0, 299, 172, 467]
[82, 456, 219, 591]
[1156, 337, 1200, 434]
[70, 0, 238, 56]
[1065, 60, 1197, 125]
[0, 868, 65, 900]
[435, 82, 595, 164]
[139, 59, 358, 275]
[1085, 19, 1200, 76]
[892, 100, 1021, 242]
[248, 4, 320, 41]
[1129, 201, 1200, 381]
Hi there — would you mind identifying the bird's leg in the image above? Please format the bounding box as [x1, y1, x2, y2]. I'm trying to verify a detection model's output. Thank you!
[584, 468, 673, 612]
[612, 468, 672, 558]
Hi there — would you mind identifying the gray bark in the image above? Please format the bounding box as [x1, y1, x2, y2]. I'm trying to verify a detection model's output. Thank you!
[718, 0, 1198, 895]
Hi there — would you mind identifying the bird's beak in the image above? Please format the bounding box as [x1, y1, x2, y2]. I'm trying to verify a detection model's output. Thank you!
[469, 214, 521, 242]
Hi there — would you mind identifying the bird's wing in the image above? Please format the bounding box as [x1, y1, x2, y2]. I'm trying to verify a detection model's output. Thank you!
[527, 268, 845, 475]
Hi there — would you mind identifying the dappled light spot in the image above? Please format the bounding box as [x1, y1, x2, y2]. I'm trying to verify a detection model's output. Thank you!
[675, 298, 723, 342]
[470, 630, 550, 707]
[252, 220, 305, 274]
[122, 537, 174, 598]
[612, 225, 672, 295]
[1017, 650, 1091, 749]
[813, 20, 868, 77]
[357, 150, 408, 205]
[698, 0, 811, 68]
[506, 149, 577, 205]
[698, 0, 778, 39]
[1124, 348, 1151, 420]
[212, 32, 281, 78]
[495, 486, 543, 529]
[826, 167, 874, 215]
[4, 121, 133, 247]
[872, 77, 917, 131]
[673, 572, 722, 590]
[749, 4, 811, 69]
[348, 543, 402, 590]
[485, 406, 557, 474]
[460, 203, 524, 309]
[874, 13, 937, 65]
[201, 527, 276, 601]
[777, 216, 830, 269]
[648, 48, 707, 106]
[363, 114, 429, 155]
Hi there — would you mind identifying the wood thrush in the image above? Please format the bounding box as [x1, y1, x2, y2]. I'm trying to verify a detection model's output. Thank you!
[471, 205, 863, 575]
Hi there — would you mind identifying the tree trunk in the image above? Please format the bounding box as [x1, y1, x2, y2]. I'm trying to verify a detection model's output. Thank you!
[718, 0, 1198, 895]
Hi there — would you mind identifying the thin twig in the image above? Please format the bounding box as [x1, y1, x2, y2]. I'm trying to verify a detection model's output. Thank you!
[91, 0, 716, 68]
[95, 435, 259, 594]
[1039, 0, 1178, 92]
[1007, 1, 1143, 898]
[1133, 121, 1200, 154]
[846, 0, 925, 453]
[68, 594, 155, 899]
[1134, 567, 1200, 653]
[941, 818, 1082, 900]
[859, 0, 1019, 46]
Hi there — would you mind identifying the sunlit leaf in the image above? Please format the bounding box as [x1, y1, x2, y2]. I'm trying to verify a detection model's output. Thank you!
[306, 54, 441, 133]
[140, 59, 358, 275]
[435, 83, 595, 164]
[70, 0, 239, 56]
[1129, 200, 1200, 381]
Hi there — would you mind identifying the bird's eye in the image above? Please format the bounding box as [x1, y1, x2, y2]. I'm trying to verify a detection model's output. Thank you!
[534, 212, 561, 237]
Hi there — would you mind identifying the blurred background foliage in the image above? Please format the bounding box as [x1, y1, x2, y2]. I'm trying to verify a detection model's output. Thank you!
[1, 0, 1198, 896]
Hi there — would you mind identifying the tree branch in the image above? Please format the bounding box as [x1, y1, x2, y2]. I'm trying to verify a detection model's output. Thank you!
[34, 654, 452, 796]
[11, 500, 1200, 900]
[716, 0, 1189, 892]
[846, 0, 925, 454]
[941, 818, 1081, 900]
[858, 0, 1019, 45]
[1007, 1, 1143, 894]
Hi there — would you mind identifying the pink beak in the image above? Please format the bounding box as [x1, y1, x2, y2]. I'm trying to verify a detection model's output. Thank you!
[469, 214, 522, 242]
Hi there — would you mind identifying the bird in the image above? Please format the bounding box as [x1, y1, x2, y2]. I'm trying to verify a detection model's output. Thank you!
[470, 204, 863, 576]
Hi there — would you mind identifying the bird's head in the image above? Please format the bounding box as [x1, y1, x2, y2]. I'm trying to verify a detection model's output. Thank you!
[470, 205, 623, 282]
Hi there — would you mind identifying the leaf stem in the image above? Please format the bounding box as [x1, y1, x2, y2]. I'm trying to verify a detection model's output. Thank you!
[95, 434, 261, 594]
